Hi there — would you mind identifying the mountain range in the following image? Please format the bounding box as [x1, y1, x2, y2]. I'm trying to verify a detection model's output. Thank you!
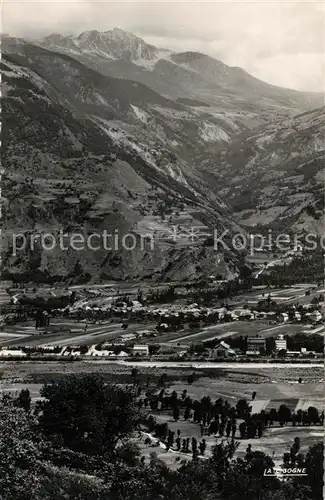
[1, 29, 324, 283]
[37, 28, 322, 119]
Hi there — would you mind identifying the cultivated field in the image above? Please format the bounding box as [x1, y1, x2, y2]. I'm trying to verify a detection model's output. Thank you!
[169, 377, 323, 406]
[154, 320, 324, 347]
[0, 318, 155, 347]
[0, 361, 322, 467]
[141, 365, 323, 467]
[230, 283, 321, 307]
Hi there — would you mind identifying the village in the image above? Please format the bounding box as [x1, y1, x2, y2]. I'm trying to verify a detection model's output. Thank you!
[0, 280, 323, 362]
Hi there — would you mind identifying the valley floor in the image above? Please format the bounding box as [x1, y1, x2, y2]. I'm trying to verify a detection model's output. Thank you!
[0, 362, 322, 469]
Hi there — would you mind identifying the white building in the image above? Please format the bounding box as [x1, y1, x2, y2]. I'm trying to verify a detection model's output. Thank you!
[293, 311, 302, 322]
[0, 349, 27, 357]
[239, 310, 254, 320]
[209, 341, 236, 359]
[116, 350, 129, 358]
[87, 345, 114, 357]
[246, 337, 266, 355]
[277, 312, 289, 324]
[275, 334, 287, 352]
[63, 348, 81, 357]
[132, 345, 149, 356]
[121, 333, 137, 342]
[136, 329, 155, 338]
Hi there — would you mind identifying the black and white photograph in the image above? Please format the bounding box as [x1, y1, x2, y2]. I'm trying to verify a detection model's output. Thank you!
[1, 1, 324, 499]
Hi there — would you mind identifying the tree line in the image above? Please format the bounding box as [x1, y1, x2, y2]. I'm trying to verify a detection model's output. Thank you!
[0, 373, 322, 500]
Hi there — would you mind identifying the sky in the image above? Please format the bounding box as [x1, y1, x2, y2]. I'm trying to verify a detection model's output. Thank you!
[3, 0, 325, 92]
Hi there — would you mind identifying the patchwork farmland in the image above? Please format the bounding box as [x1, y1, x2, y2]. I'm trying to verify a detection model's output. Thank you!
[0, 318, 154, 347]
[2, 315, 323, 350]
[154, 320, 325, 347]
[0, 361, 321, 470]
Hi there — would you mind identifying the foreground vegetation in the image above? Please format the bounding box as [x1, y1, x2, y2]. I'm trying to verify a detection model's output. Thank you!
[0, 374, 322, 500]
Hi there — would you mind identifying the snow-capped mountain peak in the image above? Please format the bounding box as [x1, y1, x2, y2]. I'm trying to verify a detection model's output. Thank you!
[39, 28, 163, 66]
[104, 27, 140, 42]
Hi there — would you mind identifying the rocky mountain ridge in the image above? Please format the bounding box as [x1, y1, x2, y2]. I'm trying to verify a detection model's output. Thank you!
[36, 28, 323, 122]
[39, 28, 166, 67]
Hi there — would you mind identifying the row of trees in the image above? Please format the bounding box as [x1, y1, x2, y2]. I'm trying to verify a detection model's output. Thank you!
[137, 387, 323, 443]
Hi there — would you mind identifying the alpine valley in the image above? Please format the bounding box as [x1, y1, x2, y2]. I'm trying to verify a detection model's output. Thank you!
[1, 29, 324, 284]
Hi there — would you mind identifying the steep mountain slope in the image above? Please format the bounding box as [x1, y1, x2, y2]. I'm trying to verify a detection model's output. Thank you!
[4, 35, 252, 144]
[5, 36, 269, 201]
[170, 51, 321, 110]
[204, 107, 325, 234]
[36, 29, 323, 121]
[3, 33, 323, 285]
[1, 44, 241, 284]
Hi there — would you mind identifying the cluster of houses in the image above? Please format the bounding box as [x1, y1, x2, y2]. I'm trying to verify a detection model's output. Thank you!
[70, 297, 324, 327]
[0, 327, 322, 359]
[208, 333, 322, 359]
[0, 343, 150, 359]
[1, 291, 323, 360]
